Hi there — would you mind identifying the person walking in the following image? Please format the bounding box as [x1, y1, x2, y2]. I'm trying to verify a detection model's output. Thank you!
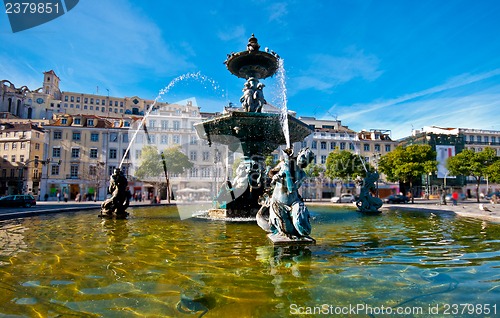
[452, 191, 459, 206]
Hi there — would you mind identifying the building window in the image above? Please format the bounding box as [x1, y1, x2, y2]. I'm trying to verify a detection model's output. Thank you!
[89, 133, 98, 142]
[122, 149, 130, 159]
[311, 141, 317, 149]
[109, 149, 117, 159]
[70, 165, 79, 178]
[11, 155, 16, 162]
[89, 165, 97, 176]
[202, 151, 210, 161]
[110, 133, 118, 142]
[492, 136, 496, 143]
[52, 147, 61, 157]
[72, 132, 81, 141]
[108, 166, 116, 176]
[3, 143, 7, 150]
[71, 148, 80, 158]
[12, 142, 17, 149]
[20, 155, 25, 162]
[477, 136, 482, 143]
[190, 151, 197, 161]
[321, 155, 326, 164]
[53, 131, 62, 139]
[147, 135, 155, 144]
[123, 134, 129, 143]
[364, 144, 370, 151]
[385, 144, 391, 152]
[484, 136, 489, 143]
[320, 142, 327, 150]
[74, 118, 81, 124]
[173, 135, 180, 144]
[90, 148, 98, 158]
[189, 168, 198, 177]
[173, 121, 180, 130]
[35, 143, 40, 150]
[149, 120, 156, 128]
[160, 135, 168, 144]
[88, 119, 94, 126]
[161, 120, 168, 129]
[64, 96, 68, 101]
[51, 165, 59, 176]
[190, 136, 197, 145]
[374, 144, 381, 152]
[340, 142, 346, 150]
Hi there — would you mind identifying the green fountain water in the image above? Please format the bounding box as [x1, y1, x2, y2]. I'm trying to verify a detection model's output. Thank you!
[0, 206, 498, 317]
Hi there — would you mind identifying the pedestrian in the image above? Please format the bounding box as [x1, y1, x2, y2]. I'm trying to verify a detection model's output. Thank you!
[56, 191, 60, 202]
[64, 192, 68, 202]
[452, 191, 459, 206]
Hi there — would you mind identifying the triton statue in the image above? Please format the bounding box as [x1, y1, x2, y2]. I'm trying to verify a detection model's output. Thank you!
[101, 167, 131, 217]
[257, 148, 316, 242]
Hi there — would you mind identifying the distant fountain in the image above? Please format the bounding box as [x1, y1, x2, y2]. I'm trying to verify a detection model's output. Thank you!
[194, 34, 315, 244]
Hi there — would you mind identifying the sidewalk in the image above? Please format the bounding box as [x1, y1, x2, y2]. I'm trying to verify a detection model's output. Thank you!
[310, 198, 500, 223]
[382, 199, 500, 223]
[0, 200, 168, 221]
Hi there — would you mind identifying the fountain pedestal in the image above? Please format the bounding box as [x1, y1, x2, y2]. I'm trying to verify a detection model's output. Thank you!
[194, 111, 311, 218]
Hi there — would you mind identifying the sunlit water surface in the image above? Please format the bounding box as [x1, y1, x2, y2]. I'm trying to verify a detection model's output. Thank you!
[0, 205, 498, 317]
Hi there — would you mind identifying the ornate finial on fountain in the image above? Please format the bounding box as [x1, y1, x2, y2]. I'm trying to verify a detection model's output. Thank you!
[247, 33, 260, 52]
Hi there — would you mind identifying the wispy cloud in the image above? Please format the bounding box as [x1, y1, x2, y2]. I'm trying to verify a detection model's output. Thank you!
[0, 0, 195, 97]
[324, 69, 500, 138]
[292, 47, 383, 93]
[217, 25, 246, 42]
[267, 2, 289, 23]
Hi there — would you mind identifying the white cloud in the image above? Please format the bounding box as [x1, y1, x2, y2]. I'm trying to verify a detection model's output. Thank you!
[324, 70, 500, 139]
[292, 48, 383, 93]
[217, 25, 246, 42]
[267, 2, 289, 23]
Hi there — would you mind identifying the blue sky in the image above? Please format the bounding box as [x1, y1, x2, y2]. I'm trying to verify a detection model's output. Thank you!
[1, 0, 500, 139]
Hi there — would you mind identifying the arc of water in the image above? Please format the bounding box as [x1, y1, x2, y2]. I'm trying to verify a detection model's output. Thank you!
[344, 132, 368, 172]
[118, 72, 225, 169]
[276, 59, 291, 149]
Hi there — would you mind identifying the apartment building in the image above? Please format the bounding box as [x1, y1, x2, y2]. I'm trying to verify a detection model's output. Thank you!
[0, 121, 46, 196]
[42, 114, 132, 201]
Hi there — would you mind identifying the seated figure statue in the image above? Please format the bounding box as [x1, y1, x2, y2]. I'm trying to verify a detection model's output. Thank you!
[257, 148, 315, 239]
[355, 171, 383, 213]
[101, 167, 130, 217]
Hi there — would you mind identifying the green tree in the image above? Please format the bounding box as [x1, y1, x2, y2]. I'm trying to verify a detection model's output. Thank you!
[325, 150, 367, 195]
[378, 144, 437, 203]
[134, 146, 193, 203]
[447, 147, 497, 202]
[486, 159, 500, 184]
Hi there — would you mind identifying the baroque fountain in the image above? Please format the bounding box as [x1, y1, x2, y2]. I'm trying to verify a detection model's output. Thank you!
[194, 34, 316, 244]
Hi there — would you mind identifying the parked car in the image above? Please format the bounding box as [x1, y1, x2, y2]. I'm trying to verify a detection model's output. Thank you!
[330, 193, 355, 203]
[0, 194, 37, 208]
[384, 194, 409, 204]
[485, 191, 500, 200]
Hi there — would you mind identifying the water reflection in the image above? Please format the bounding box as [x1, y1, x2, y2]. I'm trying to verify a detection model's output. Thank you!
[0, 206, 498, 317]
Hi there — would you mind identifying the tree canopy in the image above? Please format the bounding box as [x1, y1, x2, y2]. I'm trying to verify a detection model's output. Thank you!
[325, 150, 367, 181]
[378, 144, 437, 202]
[447, 147, 497, 202]
[134, 146, 193, 181]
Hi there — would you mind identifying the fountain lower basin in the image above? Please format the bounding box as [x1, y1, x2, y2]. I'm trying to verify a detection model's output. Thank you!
[0, 205, 498, 317]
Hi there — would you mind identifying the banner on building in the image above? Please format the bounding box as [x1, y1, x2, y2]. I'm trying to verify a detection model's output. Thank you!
[436, 145, 456, 178]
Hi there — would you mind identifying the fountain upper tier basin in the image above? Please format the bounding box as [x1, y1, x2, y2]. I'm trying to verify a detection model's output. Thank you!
[194, 111, 312, 155]
[225, 50, 279, 79]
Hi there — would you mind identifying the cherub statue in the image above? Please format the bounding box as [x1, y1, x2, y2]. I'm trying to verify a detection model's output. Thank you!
[253, 83, 266, 112]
